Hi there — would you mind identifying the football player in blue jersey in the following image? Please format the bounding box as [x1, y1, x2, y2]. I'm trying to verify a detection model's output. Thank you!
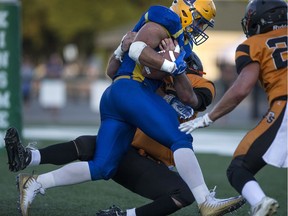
[5, 48, 208, 216]
[10, 1, 245, 216]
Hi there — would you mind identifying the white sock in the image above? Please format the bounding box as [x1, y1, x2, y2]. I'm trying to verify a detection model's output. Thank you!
[29, 149, 41, 166]
[126, 208, 136, 216]
[192, 184, 211, 204]
[37, 162, 91, 189]
[242, 180, 265, 207]
[173, 148, 209, 204]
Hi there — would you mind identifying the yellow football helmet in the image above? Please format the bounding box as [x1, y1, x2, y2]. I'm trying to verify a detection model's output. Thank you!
[171, 0, 216, 45]
[171, 0, 194, 29]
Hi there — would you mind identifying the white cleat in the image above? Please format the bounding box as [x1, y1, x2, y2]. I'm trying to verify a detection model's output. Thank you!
[16, 173, 45, 216]
[199, 187, 246, 216]
[251, 197, 279, 216]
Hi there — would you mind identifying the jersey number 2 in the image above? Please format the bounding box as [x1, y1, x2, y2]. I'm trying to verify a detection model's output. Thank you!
[267, 36, 287, 69]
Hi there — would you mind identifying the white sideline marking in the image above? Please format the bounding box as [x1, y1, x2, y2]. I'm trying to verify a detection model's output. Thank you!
[23, 126, 246, 156]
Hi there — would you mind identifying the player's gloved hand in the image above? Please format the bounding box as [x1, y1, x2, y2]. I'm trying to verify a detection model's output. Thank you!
[164, 94, 194, 119]
[172, 50, 187, 76]
[178, 113, 213, 134]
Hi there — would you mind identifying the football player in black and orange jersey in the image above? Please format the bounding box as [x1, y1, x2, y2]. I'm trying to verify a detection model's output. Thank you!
[179, 0, 287, 215]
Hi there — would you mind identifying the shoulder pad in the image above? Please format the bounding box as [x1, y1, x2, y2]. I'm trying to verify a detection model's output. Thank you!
[146, 6, 182, 35]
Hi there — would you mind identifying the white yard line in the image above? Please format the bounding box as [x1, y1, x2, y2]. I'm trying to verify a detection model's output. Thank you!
[23, 126, 246, 156]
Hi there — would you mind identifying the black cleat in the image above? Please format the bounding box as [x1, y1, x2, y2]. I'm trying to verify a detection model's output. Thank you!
[4, 127, 31, 172]
[96, 205, 126, 216]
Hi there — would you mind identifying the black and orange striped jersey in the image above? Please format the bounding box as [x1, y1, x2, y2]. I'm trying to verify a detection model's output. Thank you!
[235, 28, 287, 105]
[132, 73, 215, 166]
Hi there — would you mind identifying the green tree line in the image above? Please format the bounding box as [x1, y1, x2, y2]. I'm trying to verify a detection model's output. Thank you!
[21, 0, 247, 61]
[21, 0, 168, 60]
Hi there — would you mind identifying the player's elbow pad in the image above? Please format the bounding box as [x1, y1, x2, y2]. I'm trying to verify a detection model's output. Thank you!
[128, 41, 147, 63]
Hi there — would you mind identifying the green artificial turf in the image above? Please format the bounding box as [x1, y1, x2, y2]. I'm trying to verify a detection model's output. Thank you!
[0, 140, 286, 216]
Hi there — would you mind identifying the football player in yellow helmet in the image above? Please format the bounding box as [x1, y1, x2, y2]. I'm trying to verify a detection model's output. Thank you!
[171, 0, 216, 45]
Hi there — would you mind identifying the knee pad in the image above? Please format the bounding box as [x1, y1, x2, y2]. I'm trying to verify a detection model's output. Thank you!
[226, 156, 243, 184]
[74, 135, 96, 161]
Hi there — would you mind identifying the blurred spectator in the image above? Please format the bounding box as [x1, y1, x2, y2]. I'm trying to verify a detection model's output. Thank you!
[84, 54, 103, 79]
[215, 57, 238, 101]
[21, 56, 34, 106]
[45, 53, 64, 79]
[63, 61, 81, 79]
[215, 37, 267, 120]
[39, 53, 66, 117]
[214, 41, 239, 102]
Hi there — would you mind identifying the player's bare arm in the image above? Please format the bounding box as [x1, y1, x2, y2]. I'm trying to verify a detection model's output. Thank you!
[209, 62, 260, 121]
[106, 56, 121, 79]
[159, 38, 179, 51]
[108, 30, 197, 108]
[173, 74, 198, 107]
[179, 62, 261, 134]
[160, 38, 199, 107]
[131, 22, 171, 70]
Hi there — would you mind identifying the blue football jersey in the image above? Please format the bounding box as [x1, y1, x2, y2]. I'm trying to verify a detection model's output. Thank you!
[115, 5, 193, 91]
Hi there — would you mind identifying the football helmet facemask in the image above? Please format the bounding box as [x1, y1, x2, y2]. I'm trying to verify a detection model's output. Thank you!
[171, 0, 216, 46]
[241, 0, 288, 38]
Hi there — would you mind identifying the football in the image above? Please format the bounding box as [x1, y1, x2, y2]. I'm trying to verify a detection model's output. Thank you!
[141, 50, 179, 80]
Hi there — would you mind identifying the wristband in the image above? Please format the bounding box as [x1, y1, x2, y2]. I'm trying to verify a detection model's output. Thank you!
[168, 50, 176, 62]
[174, 45, 180, 53]
[203, 113, 213, 125]
[160, 59, 176, 73]
[114, 44, 124, 62]
[128, 41, 147, 63]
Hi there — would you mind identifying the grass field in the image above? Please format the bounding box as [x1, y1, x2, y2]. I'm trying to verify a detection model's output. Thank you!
[0, 140, 287, 216]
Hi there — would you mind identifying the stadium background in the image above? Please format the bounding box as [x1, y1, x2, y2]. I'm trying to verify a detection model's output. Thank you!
[0, 0, 286, 215]
[0, 0, 270, 141]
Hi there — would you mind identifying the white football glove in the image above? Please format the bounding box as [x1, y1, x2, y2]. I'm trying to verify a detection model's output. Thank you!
[178, 113, 213, 134]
